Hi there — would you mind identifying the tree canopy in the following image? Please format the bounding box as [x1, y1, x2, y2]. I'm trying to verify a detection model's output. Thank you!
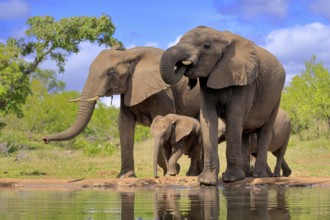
[281, 56, 330, 134]
[1, 14, 121, 117]
[0, 40, 30, 117]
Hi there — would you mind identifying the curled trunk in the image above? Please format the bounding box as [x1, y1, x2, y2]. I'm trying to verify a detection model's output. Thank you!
[160, 46, 190, 85]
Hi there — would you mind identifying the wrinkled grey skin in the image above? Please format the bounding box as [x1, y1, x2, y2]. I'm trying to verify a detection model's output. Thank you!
[150, 114, 203, 178]
[219, 109, 292, 177]
[43, 46, 201, 178]
[160, 26, 285, 185]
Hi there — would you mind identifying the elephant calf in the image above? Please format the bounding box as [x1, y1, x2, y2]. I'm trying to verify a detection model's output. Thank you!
[150, 114, 203, 178]
[218, 109, 292, 177]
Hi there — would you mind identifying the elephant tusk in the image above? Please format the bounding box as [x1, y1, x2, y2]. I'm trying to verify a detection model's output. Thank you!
[182, 60, 192, 65]
[85, 96, 100, 102]
[67, 98, 81, 103]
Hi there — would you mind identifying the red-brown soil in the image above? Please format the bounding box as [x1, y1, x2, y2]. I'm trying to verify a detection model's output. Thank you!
[1, 176, 330, 190]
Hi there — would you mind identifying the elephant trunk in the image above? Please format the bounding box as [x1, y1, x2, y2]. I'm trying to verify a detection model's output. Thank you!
[43, 75, 97, 144]
[153, 137, 162, 178]
[160, 45, 191, 85]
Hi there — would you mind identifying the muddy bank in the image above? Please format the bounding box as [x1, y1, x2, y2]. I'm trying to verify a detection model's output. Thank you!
[1, 176, 330, 190]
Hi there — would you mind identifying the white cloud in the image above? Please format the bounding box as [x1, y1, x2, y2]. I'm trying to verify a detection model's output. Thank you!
[261, 22, 330, 80]
[167, 35, 182, 48]
[0, 0, 29, 20]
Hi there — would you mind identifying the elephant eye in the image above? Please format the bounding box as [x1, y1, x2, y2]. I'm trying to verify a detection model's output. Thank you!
[203, 43, 210, 49]
[107, 70, 116, 77]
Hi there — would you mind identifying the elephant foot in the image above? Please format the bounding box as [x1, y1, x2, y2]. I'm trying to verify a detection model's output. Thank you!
[167, 164, 180, 176]
[116, 170, 136, 178]
[165, 172, 177, 176]
[186, 168, 199, 176]
[282, 168, 292, 177]
[243, 164, 252, 177]
[272, 168, 280, 177]
[222, 168, 245, 182]
[252, 168, 269, 178]
[166, 168, 178, 176]
[198, 170, 218, 186]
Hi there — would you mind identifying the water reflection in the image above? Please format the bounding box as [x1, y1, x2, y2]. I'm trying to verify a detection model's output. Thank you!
[0, 187, 330, 219]
[154, 186, 219, 219]
[223, 188, 290, 220]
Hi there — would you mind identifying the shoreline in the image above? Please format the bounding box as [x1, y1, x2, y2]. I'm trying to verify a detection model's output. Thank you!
[1, 176, 330, 190]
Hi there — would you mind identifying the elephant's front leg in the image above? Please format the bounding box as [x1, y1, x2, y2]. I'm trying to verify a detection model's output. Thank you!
[198, 101, 219, 186]
[222, 116, 245, 182]
[167, 142, 183, 176]
[117, 104, 137, 178]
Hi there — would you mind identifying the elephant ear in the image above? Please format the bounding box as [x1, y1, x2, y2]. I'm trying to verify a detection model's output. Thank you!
[173, 116, 198, 143]
[124, 48, 169, 106]
[207, 32, 259, 89]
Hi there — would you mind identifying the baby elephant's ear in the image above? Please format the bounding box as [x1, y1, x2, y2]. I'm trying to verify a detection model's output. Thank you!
[207, 32, 259, 89]
[173, 116, 196, 143]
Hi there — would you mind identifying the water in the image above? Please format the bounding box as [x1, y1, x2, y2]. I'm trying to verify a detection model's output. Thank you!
[0, 186, 330, 219]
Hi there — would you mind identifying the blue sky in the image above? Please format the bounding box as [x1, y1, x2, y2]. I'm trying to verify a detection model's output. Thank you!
[1, 0, 330, 107]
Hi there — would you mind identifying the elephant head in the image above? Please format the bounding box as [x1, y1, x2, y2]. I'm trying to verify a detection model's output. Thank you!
[160, 26, 259, 89]
[43, 46, 167, 143]
[150, 114, 200, 177]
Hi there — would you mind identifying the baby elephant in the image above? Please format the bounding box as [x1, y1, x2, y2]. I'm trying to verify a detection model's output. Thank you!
[150, 114, 203, 178]
[219, 109, 292, 177]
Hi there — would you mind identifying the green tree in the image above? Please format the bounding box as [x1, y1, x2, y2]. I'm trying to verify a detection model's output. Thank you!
[281, 56, 330, 134]
[0, 40, 30, 117]
[1, 14, 121, 117]
[18, 14, 121, 74]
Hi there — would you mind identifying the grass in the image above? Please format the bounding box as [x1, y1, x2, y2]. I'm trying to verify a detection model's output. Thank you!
[0, 134, 329, 179]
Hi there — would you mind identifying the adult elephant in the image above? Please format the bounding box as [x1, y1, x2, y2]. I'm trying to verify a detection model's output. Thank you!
[43, 46, 201, 178]
[159, 26, 285, 185]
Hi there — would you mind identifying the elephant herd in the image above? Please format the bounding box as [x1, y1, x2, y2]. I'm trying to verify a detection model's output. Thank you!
[43, 25, 291, 186]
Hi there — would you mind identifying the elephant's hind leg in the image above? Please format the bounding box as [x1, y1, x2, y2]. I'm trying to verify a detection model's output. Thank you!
[281, 159, 292, 177]
[272, 137, 290, 177]
[253, 106, 279, 178]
